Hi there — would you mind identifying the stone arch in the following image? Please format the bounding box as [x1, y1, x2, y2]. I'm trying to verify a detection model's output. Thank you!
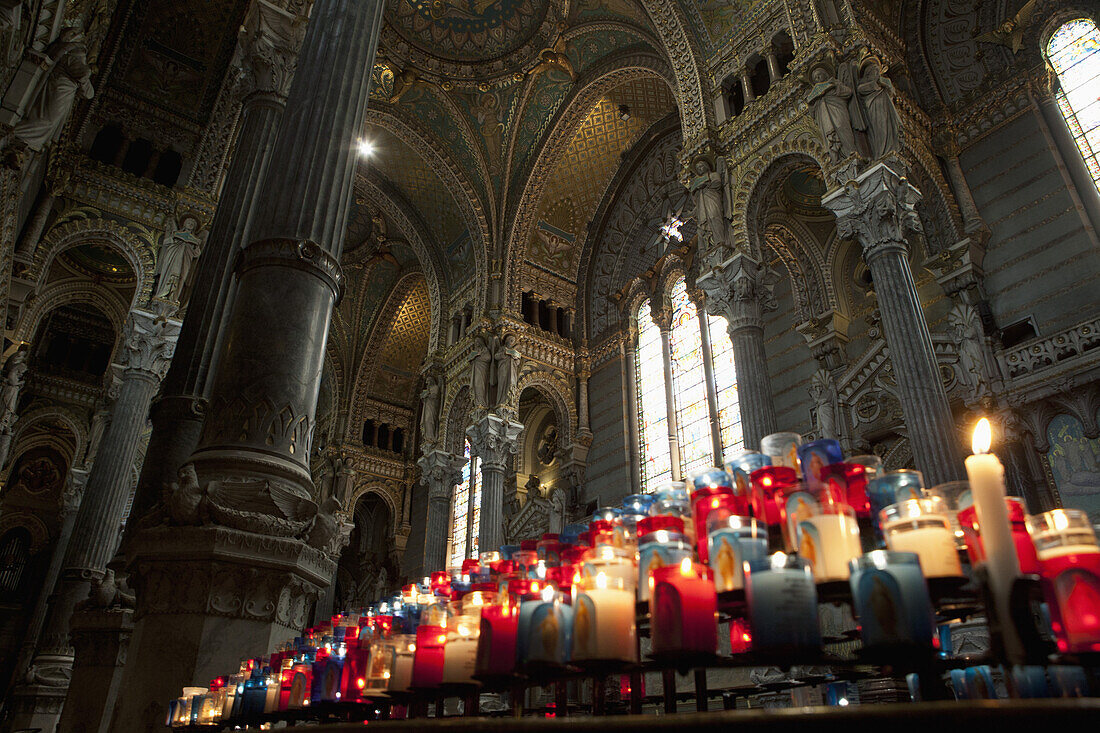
[441, 384, 472, 457]
[345, 482, 401, 539]
[513, 370, 575, 448]
[10, 405, 87, 467]
[0, 512, 51, 553]
[505, 52, 677, 311]
[30, 218, 155, 305]
[637, 0, 711, 147]
[364, 105, 490, 313]
[652, 252, 689, 308]
[14, 280, 128, 347]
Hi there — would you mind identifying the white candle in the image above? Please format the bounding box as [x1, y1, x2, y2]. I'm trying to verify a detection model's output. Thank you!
[884, 523, 963, 577]
[441, 619, 480, 684]
[573, 573, 637, 662]
[965, 418, 1023, 660]
[799, 513, 862, 582]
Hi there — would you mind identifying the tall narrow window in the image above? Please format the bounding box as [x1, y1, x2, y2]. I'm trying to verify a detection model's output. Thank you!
[636, 301, 672, 489]
[634, 276, 742, 492]
[449, 439, 480, 568]
[1047, 18, 1100, 191]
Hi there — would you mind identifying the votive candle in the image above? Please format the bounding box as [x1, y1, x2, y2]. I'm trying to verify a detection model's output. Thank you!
[651, 558, 718, 655]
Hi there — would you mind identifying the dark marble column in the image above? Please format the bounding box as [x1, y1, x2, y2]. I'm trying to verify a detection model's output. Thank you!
[698, 254, 779, 450]
[823, 162, 965, 485]
[467, 413, 522, 555]
[418, 450, 466, 571]
[130, 0, 307, 527]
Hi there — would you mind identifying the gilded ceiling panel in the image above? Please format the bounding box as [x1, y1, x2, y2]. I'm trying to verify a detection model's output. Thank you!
[372, 277, 432, 404]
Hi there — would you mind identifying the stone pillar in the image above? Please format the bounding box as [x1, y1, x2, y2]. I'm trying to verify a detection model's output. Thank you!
[116, 2, 383, 728]
[653, 306, 684, 480]
[622, 330, 642, 492]
[419, 450, 466, 571]
[823, 162, 965, 485]
[740, 67, 755, 103]
[692, 290, 724, 464]
[11, 311, 177, 733]
[576, 353, 591, 436]
[15, 189, 55, 259]
[934, 131, 984, 234]
[129, 0, 307, 528]
[697, 254, 779, 449]
[765, 49, 783, 84]
[57, 606, 135, 733]
[467, 413, 522, 555]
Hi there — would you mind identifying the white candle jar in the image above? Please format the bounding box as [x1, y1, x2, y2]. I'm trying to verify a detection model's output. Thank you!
[880, 497, 964, 578]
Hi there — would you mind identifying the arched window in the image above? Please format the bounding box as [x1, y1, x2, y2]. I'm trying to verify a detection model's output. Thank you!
[449, 438, 481, 568]
[1046, 18, 1100, 191]
[0, 528, 31, 594]
[634, 277, 744, 491]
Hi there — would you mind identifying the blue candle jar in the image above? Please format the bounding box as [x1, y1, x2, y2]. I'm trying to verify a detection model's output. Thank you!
[622, 493, 657, 516]
[848, 551, 936, 651]
[521, 587, 574, 667]
[707, 516, 768, 592]
[796, 438, 844, 491]
[500, 544, 520, 560]
[688, 466, 732, 492]
[725, 451, 771, 505]
[592, 506, 623, 523]
[744, 553, 821, 655]
[866, 470, 925, 547]
[560, 522, 587, 545]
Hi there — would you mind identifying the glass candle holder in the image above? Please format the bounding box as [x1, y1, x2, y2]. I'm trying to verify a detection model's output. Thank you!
[592, 506, 623, 523]
[760, 431, 803, 469]
[500, 544, 520, 560]
[744, 553, 821, 655]
[560, 523, 587, 545]
[582, 544, 637, 595]
[650, 481, 694, 548]
[821, 462, 872, 517]
[849, 551, 937, 650]
[707, 515, 768, 592]
[1027, 509, 1100, 653]
[867, 470, 926, 547]
[537, 533, 563, 564]
[797, 438, 844, 491]
[637, 515, 691, 603]
[651, 559, 718, 656]
[363, 640, 393, 695]
[410, 603, 448, 688]
[881, 497, 964, 578]
[476, 598, 519, 678]
[623, 493, 657, 516]
[726, 450, 772, 505]
[442, 613, 481, 685]
[958, 496, 1041, 574]
[848, 454, 883, 478]
[927, 481, 971, 543]
[796, 501, 862, 583]
[730, 617, 753, 654]
[387, 635, 416, 693]
[750, 465, 799, 530]
[692, 489, 740, 563]
[573, 573, 638, 663]
[521, 586, 574, 667]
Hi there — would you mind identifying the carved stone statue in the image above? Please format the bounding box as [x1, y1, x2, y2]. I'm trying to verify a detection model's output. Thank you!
[857, 58, 901, 159]
[807, 63, 860, 162]
[548, 487, 565, 534]
[155, 213, 206, 303]
[689, 157, 729, 251]
[419, 375, 440, 443]
[809, 369, 840, 441]
[948, 303, 989, 399]
[75, 568, 135, 611]
[493, 334, 520, 407]
[13, 27, 95, 151]
[0, 348, 28, 432]
[470, 334, 493, 408]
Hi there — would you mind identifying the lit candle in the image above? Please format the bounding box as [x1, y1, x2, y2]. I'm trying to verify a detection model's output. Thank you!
[849, 551, 937, 650]
[965, 417, 1024, 661]
[707, 516, 768, 592]
[796, 502, 862, 583]
[573, 572, 638, 663]
[651, 558, 718, 656]
[387, 635, 416, 693]
[1027, 509, 1100, 653]
[744, 553, 821, 655]
[750, 465, 799, 536]
[689, 466, 739, 563]
[522, 586, 574, 667]
[441, 616, 481, 685]
[410, 617, 447, 689]
[475, 600, 519, 677]
[637, 515, 691, 603]
[797, 438, 844, 491]
[881, 498, 964, 578]
[725, 451, 772, 508]
[582, 544, 637, 596]
[760, 431, 802, 469]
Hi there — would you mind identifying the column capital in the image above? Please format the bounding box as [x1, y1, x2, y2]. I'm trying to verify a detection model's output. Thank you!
[417, 449, 466, 503]
[466, 413, 522, 471]
[696, 253, 778, 332]
[121, 310, 181, 381]
[822, 162, 922, 263]
[235, 0, 309, 100]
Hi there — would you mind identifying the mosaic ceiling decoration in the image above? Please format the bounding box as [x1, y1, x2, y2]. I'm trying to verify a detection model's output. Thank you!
[372, 276, 432, 405]
[58, 243, 137, 284]
[527, 76, 677, 276]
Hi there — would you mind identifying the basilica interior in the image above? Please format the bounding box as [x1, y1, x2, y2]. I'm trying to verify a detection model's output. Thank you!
[0, 0, 1098, 730]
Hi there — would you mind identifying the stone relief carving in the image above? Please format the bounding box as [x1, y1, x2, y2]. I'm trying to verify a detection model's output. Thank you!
[857, 58, 902, 160]
[947, 302, 990, 401]
[809, 368, 841, 442]
[237, 0, 308, 99]
[153, 212, 206, 304]
[689, 155, 730, 253]
[10, 27, 94, 151]
[0, 347, 28, 432]
[419, 374, 441, 444]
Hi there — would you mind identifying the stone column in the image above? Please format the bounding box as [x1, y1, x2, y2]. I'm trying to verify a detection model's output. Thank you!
[651, 304, 683, 480]
[739, 67, 755, 103]
[467, 413, 522, 555]
[934, 131, 984, 234]
[10, 311, 177, 733]
[130, 0, 307, 528]
[697, 254, 779, 449]
[419, 450, 466, 571]
[621, 330, 642, 492]
[823, 162, 965, 484]
[57, 605, 135, 733]
[765, 49, 783, 84]
[692, 290, 724, 464]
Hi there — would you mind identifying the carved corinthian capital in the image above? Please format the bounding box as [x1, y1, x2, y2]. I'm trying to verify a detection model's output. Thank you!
[122, 310, 181, 380]
[822, 162, 923, 264]
[696, 253, 778, 332]
[236, 0, 308, 99]
[418, 449, 466, 504]
[466, 413, 522, 471]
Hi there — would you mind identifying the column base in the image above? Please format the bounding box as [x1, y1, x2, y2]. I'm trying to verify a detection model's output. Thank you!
[112, 524, 335, 733]
[57, 608, 135, 733]
[6, 680, 69, 733]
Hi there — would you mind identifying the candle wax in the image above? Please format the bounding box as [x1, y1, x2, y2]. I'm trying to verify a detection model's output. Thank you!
[799, 514, 862, 582]
[573, 587, 637, 662]
[745, 564, 821, 653]
[884, 522, 963, 578]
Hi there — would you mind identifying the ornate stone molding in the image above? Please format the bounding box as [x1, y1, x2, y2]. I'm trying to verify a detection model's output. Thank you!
[696, 253, 778, 332]
[418, 449, 466, 504]
[121, 310, 180, 380]
[822, 161, 922, 263]
[238, 238, 344, 301]
[466, 412, 522, 471]
[236, 0, 308, 100]
[997, 316, 1100, 385]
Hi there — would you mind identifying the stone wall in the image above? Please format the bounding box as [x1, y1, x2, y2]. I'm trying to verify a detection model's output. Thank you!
[584, 352, 632, 506]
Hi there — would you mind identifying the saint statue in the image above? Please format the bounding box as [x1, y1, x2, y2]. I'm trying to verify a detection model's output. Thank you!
[809, 369, 840, 441]
[948, 304, 989, 399]
[419, 375, 440, 443]
[857, 58, 901, 159]
[807, 63, 860, 161]
[689, 157, 729, 251]
[155, 214, 206, 303]
[493, 334, 520, 407]
[13, 28, 95, 151]
[470, 335, 493, 408]
[0, 348, 27, 433]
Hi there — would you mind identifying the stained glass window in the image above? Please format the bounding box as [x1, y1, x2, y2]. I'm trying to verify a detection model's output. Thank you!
[449, 439, 480, 568]
[1047, 19, 1100, 191]
[636, 301, 672, 489]
[669, 280, 713, 477]
[634, 277, 742, 492]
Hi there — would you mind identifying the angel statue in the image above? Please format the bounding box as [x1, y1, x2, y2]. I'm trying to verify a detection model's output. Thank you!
[154, 213, 206, 303]
[689, 156, 730, 252]
[13, 27, 95, 151]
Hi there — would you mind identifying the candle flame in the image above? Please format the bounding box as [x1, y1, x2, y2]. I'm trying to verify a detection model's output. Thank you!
[972, 418, 992, 455]
[770, 552, 787, 571]
[596, 572, 608, 590]
[1053, 509, 1070, 532]
[679, 557, 693, 576]
[541, 585, 555, 602]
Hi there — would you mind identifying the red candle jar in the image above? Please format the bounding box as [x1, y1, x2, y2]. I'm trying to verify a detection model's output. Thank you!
[561, 546, 587, 566]
[410, 623, 447, 689]
[430, 571, 451, 597]
[340, 632, 372, 701]
[1028, 509, 1100, 653]
[475, 598, 519, 677]
[538, 533, 563, 563]
[461, 558, 481, 577]
[691, 486, 735, 563]
[820, 462, 870, 517]
[750, 466, 799, 527]
[730, 617, 752, 654]
[651, 559, 718, 656]
[958, 496, 1040, 574]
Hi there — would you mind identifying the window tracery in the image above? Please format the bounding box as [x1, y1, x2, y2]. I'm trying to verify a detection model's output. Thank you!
[1047, 18, 1100, 192]
[449, 438, 480, 568]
